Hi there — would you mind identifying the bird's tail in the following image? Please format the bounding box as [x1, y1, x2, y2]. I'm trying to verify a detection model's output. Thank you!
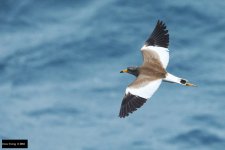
[163, 73, 197, 87]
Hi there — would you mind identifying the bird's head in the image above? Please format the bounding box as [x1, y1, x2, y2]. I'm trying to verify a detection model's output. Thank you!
[120, 66, 139, 77]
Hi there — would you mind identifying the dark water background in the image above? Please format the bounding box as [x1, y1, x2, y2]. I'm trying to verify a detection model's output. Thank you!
[0, 0, 225, 149]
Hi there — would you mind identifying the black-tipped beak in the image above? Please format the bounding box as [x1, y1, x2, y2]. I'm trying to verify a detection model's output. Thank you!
[120, 69, 128, 73]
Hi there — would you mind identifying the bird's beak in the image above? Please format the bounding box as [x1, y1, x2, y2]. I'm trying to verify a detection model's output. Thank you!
[185, 82, 197, 87]
[120, 69, 128, 73]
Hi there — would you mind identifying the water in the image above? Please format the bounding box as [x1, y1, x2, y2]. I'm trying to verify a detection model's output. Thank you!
[0, 0, 225, 149]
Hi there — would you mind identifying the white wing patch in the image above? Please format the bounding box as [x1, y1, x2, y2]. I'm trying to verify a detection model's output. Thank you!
[141, 45, 169, 68]
[125, 79, 162, 99]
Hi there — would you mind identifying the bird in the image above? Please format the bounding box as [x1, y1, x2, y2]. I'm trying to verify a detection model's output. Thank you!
[119, 20, 196, 118]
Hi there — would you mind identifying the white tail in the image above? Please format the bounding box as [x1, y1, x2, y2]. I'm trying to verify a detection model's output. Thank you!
[163, 73, 182, 84]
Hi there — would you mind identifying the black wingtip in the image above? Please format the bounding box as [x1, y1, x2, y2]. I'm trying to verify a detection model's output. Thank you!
[119, 93, 147, 118]
[145, 20, 169, 48]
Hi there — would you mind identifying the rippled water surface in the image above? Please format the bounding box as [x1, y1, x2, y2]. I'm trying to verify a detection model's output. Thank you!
[0, 0, 225, 149]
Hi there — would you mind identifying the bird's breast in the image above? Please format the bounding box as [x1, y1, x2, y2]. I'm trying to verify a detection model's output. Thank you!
[140, 66, 166, 79]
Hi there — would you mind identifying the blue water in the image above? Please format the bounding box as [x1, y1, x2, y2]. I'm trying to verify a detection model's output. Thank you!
[1, 0, 225, 149]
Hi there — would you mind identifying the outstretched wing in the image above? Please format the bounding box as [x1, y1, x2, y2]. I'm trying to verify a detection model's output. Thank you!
[145, 20, 169, 48]
[141, 20, 170, 68]
[119, 79, 162, 118]
[119, 20, 169, 118]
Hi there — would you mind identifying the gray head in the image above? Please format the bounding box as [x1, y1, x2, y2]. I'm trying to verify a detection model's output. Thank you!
[120, 66, 139, 77]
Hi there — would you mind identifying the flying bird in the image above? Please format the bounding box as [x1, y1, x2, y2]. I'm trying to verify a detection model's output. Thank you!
[119, 20, 196, 118]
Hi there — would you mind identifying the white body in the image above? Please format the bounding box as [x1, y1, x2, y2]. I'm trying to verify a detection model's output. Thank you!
[142, 45, 182, 85]
[125, 45, 183, 99]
